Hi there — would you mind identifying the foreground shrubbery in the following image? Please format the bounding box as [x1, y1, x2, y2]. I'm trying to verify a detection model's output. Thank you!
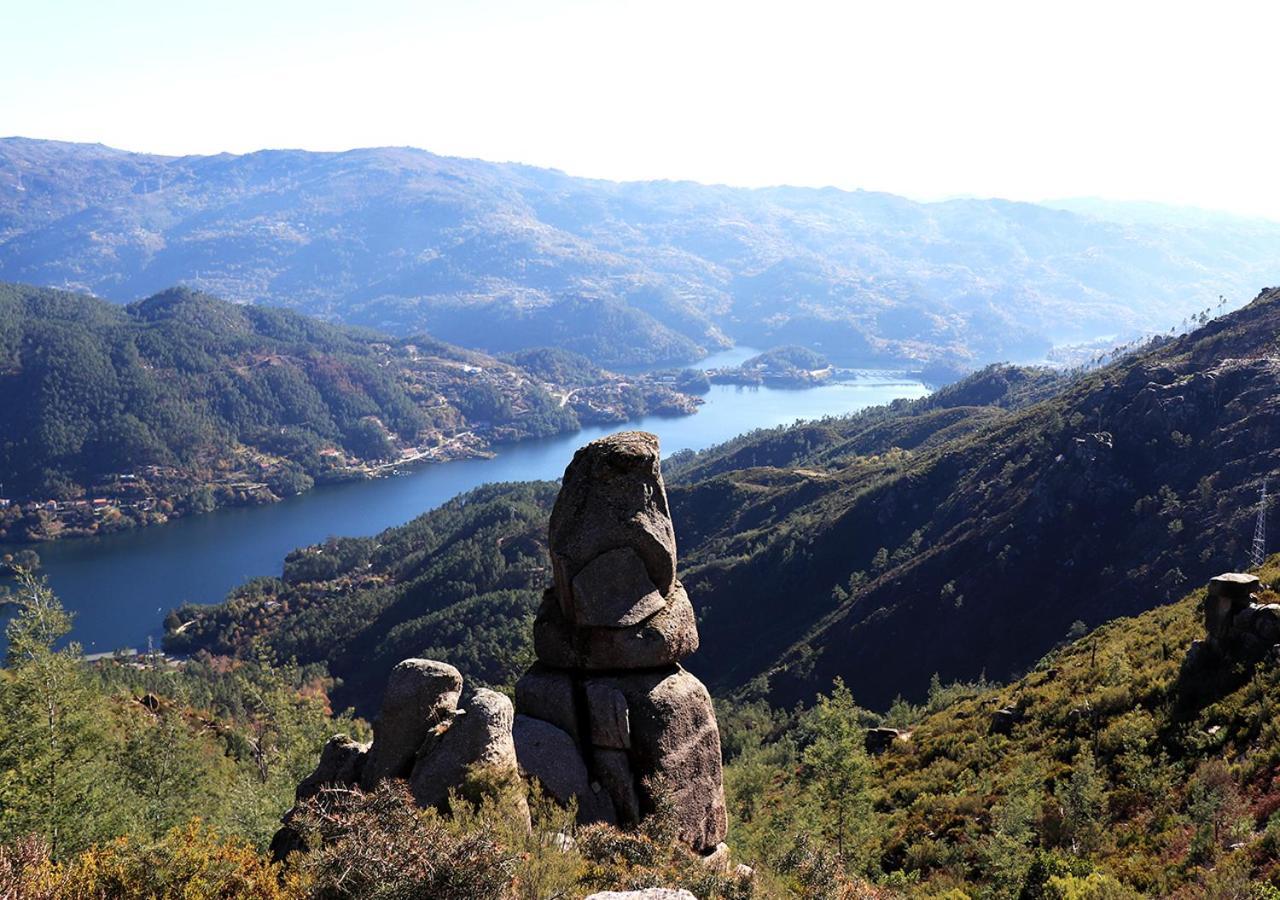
[18, 560, 1280, 896]
[0, 824, 303, 899]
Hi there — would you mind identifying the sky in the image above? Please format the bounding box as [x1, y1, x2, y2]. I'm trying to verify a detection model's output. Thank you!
[4, 0, 1278, 217]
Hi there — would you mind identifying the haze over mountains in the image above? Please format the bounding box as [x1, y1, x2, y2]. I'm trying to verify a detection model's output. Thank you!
[4, 137, 1279, 369]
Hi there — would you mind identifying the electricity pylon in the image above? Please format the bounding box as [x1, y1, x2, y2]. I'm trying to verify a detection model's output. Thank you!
[1251, 478, 1269, 570]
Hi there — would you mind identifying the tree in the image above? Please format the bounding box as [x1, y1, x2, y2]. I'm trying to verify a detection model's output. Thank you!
[223, 644, 337, 842]
[801, 679, 873, 866]
[1187, 758, 1246, 864]
[118, 695, 232, 839]
[0, 568, 115, 855]
[1056, 749, 1106, 856]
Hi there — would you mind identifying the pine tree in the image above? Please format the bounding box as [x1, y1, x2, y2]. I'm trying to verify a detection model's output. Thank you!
[0, 568, 116, 856]
[802, 678, 872, 868]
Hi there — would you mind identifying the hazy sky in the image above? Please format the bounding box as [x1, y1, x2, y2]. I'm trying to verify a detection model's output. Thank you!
[5, 0, 1277, 216]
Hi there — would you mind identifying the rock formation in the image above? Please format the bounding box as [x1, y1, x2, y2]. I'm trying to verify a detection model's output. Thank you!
[274, 430, 727, 858]
[865, 726, 910, 754]
[1185, 572, 1279, 667]
[271, 660, 524, 857]
[516, 430, 728, 852]
[1177, 578, 1280, 691]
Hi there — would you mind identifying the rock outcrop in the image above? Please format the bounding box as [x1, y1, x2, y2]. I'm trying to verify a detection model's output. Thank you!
[272, 662, 524, 857]
[517, 431, 728, 852]
[1182, 573, 1280, 682]
[865, 726, 910, 754]
[275, 430, 727, 858]
[1193, 573, 1278, 659]
[360, 659, 463, 788]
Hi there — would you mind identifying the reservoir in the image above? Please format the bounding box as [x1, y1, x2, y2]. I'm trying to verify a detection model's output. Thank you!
[9, 369, 929, 653]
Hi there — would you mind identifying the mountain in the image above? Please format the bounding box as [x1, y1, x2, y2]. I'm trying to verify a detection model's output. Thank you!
[166, 288, 1280, 717]
[4, 137, 1280, 368]
[723, 560, 1280, 897]
[0, 281, 697, 541]
[674, 286, 1280, 708]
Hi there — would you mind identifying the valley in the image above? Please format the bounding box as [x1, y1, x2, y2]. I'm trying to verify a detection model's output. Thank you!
[158, 289, 1280, 718]
[0, 281, 704, 542]
[6, 371, 928, 655]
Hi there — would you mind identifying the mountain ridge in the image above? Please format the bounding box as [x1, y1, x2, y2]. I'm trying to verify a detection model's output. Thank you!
[0, 280, 699, 541]
[5, 136, 1278, 368]
[165, 288, 1280, 717]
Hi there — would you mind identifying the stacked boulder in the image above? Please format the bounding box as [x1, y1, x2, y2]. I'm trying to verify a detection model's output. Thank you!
[1194, 572, 1280, 660]
[515, 431, 728, 852]
[274, 430, 726, 857]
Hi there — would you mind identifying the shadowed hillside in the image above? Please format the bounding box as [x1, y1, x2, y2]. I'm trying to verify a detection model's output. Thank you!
[166, 289, 1280, 717]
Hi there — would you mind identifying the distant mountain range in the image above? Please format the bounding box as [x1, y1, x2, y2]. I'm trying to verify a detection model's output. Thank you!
[4, 137, 1278, 368]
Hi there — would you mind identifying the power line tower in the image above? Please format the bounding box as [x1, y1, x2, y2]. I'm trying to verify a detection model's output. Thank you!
[1251, 477, 1269, 570]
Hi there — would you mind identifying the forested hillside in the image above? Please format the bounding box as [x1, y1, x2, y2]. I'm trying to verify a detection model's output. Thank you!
[0, 282, 696, 541]
[16, 526, 1280, 895]
[169, 289, 1280, 717]
[720, 556, 1280, 896]
[5, 137, 1279, 368]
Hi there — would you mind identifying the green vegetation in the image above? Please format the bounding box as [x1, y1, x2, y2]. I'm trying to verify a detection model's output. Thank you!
[165, 481, 558, 713]
[16, 556, 1280, 896]
[710, 345, 834, 387]
[742, 346, 830, 372]
[0, 282, 699, 542]
[0, 567, 351, 859]
[0, 568, 758, 897]
[718, 556, 1280, 896]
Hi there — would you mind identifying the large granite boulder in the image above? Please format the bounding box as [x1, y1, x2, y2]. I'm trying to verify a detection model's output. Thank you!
[514, 663, 580, 742]
[590, 667, 728, 851]
[361, 659, 462, 788]
[513, 714, 616, 824]
[571, 546, 669, 627]
[515, 430, 728, 853]
[409, 688, 518, 810]
[549, 431, 677, 615]
[533, 582, 699, 670]
[279, 431, 729, 861]
[296, 734, 369, 802]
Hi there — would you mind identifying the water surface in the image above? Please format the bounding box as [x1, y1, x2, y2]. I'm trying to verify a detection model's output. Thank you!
[8, 373, 929, 652]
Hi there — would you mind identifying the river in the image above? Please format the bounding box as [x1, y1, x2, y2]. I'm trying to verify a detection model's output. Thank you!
[8, 361, 929, 654]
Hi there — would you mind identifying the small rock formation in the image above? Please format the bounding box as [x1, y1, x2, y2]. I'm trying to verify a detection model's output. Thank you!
[272, 660, 524, 857]
[360, 658, 463, 788]
[865, 726, 910, 755]
[989, 706, 1025, 736]
[516, 431, 728, 852]
[1189, 572, 1279, 664]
